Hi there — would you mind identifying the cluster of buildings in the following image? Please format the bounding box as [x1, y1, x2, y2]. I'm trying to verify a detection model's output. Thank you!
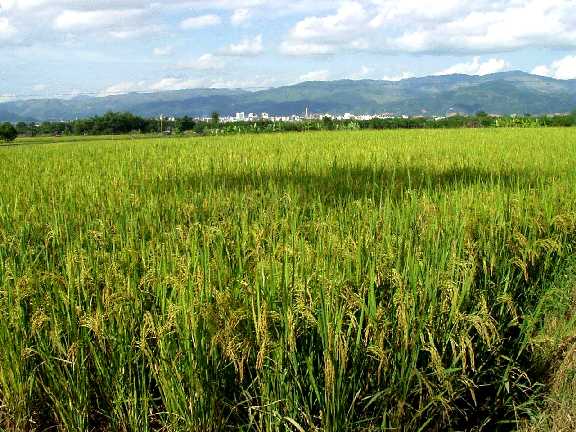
[181, 109, 574, 124]
[207, 111, 404, 123]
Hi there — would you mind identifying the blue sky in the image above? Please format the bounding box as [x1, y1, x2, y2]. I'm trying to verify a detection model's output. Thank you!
[1, 0, 576, 101]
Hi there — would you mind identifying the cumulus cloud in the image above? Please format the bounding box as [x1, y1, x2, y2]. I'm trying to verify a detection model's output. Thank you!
[0, 1, 330, 50]
[532, 56, 576, 80]
[0, 0, 336, 48]
[148, 78, 206, 92]
[100, 74, 278, 96]
[382, 72, 415, 82]
[209, 76, 278, 89]
[178, 53, 226, 70]
[109, 26, 160, 40]
[99, 81, 147, 96]
[153, 45, 173, 57]
[290, 1, 367, 41]
[282, 0, 576, 56]
[53, 9, 144, 32]
[180, 14, 221, 30]
[99, 78, 207, 96]
[299, 70, 330, 82]
[154, 1, 334, 14]
[220, 34, 263, 56]
[350, 65, 375, 80]
[0, 17, 17, 40]
[7, 0, 575, 56]
[231, 9, 251, 25]
[437, 57, 509, 76]
[280, 41, 335, 56]
[0, 93, 17, 102]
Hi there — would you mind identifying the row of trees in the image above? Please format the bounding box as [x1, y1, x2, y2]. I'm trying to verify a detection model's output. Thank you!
[8, 110, 576, 140]
[13, 112, 205, 137]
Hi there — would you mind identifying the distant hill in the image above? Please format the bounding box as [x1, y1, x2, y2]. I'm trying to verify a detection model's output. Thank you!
[0, 107, 36, 122]
[2, 72, 576, 122]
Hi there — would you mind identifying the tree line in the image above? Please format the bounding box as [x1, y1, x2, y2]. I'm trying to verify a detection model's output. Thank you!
[4, 110, 576, 142]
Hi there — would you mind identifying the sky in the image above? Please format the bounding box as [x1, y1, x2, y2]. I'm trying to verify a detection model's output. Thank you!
[1, 0, 576, 101]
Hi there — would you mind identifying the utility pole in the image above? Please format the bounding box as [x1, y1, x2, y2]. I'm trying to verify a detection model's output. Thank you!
[160, 114, 164, 134]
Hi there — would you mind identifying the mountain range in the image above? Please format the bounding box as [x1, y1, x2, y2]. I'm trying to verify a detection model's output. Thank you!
[2, 71, 576, 122]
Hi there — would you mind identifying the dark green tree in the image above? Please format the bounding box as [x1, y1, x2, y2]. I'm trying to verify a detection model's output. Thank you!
[175, 116, 196, 133]
[211, 112, 220, 126]
[322, 116, 335, 130]
[194, 122, 207, 135]
[0, 122, 18, 143]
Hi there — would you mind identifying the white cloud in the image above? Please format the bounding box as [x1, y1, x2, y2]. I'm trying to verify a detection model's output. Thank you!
[220, 34, 263, 56]
[99, 78, 207, 95]
[180, 14, 221, 30]
[152, 1, 334, 14]
[282, 0, 576, 56]
[178, 53, 225, 70]
[5, 1, 575, 55]
[53, 9, 144, 32]
[290, 1, 367, 41]
[280, 41, 335, 56]
[153, 45, 173, 56]
[231, 9, 251, 25]
[350, 65, 374, 80]
[5, 0, 575, 56]
[437, 57, 509, 76]
[0, 93, 17, 103]
[532, 56, 576, 80]
[109, 26, 160, 39]
[532, 65, 552, 77]
[299, 70, 330, 82]
[0, 17, 17, 40]
[148, 78, 206, 92]
[281, 1, 367, 55]
[0, 1, 334, 51]
[99, 81, 147, 96]
[209, 76, 277, 89]
[99, 74, 278, 96]
[382, 72, 415, 82]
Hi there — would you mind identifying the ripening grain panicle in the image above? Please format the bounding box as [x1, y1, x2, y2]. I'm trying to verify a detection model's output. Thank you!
[0, 128, 575, 431]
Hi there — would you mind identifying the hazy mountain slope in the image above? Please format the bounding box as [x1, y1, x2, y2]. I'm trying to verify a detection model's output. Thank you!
[0, 108, 35, 122]
[1, 72, 575, 121]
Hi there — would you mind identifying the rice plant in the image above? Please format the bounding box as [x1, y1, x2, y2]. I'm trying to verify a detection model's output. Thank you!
[0, 128, 575, 431]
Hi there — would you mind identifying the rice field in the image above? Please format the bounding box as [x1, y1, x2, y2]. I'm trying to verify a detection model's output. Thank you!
[1, 129, 575, 431]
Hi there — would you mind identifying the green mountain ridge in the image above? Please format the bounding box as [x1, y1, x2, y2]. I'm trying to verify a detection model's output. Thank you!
[2, 72, 575, 122]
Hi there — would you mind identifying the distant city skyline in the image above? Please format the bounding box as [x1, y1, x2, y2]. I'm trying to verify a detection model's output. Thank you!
[1, 0, 576, 101]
